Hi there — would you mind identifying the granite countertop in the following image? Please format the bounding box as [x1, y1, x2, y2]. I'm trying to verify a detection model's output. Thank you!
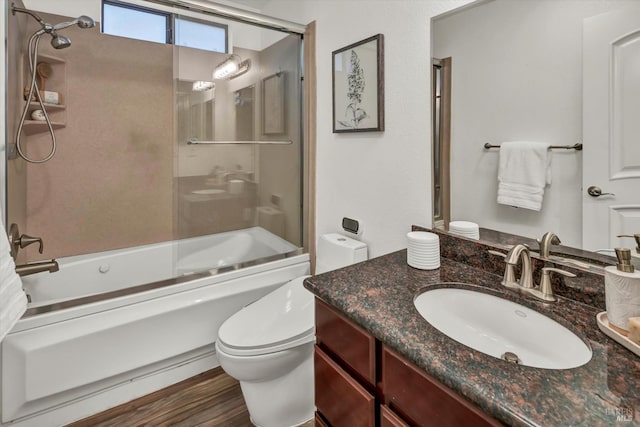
[304, 249, 640, 426]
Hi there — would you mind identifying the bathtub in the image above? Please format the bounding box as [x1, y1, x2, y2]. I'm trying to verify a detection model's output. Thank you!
[1, 227, 309, 427]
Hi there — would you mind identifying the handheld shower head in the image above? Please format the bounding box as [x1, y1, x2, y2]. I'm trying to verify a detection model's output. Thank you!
[77, 15, 96, 29]
[53, 15, 96, 31]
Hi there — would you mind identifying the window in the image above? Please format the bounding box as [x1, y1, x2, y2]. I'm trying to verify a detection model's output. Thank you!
[103, 1, 170, 44]
[175, 17, 227, 53]
[102, 1, 228, 53]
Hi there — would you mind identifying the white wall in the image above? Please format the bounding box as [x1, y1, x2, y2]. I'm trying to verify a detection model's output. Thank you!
[433, 0, 637, 248]
[262, 0, 474, 258]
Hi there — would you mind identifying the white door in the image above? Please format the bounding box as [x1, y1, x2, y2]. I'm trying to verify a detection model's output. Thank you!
[582, 7, 640, 256]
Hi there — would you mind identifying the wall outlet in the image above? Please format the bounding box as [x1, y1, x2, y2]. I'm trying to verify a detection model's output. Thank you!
[270, 194, 282, 208]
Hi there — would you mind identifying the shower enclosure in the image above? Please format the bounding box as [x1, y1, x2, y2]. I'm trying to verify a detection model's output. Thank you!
[5, 0, 306, 289]
[1, 1, 310, 425]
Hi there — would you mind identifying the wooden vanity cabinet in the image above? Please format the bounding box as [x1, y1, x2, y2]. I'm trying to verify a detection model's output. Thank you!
[315, 346, 376, 427]
[314, 298, 504, 427]
[315, 299, 377, 427]
[382, 346, 503, 427]
[315, 298, 376, 384]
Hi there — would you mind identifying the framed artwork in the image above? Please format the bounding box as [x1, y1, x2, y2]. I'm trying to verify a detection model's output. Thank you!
[332, 34, 384, 133]
[262, 72, 285, 134]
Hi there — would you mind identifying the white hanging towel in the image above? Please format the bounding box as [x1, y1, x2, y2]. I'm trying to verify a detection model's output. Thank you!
[497, 141, 551, 211]
[0, 221, 27, 342]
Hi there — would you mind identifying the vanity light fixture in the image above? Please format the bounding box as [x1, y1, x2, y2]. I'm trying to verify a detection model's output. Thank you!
[192, 80, 215, 91]
[213, 54, 251, 80]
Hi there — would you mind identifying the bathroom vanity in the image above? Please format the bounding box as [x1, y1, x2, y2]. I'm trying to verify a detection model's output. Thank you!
[305, 228, 640, 426]
[314, 298, 501, 426]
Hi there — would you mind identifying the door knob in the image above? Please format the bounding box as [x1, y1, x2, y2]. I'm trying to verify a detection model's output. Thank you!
[587, 186, 615, 197]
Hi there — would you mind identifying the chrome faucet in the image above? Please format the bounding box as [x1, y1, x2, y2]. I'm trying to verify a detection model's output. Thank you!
[536, 231, 561, 258]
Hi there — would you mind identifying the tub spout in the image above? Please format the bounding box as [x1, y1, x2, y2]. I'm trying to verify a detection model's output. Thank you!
[15, 259, 59, 277]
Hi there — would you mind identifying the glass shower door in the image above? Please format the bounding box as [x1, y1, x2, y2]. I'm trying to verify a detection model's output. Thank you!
[173, 21, 303, 276]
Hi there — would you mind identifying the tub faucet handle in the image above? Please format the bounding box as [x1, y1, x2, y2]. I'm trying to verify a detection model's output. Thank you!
[19, 234, 44, 253]
[8, 223, 43, 259]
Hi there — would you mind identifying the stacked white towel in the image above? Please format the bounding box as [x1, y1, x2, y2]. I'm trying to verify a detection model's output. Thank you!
[497, 141, 551, 211]
[0, 221, 27, 342]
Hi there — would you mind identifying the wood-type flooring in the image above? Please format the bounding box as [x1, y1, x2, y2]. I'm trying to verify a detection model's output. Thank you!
[67, 368, 252, 427]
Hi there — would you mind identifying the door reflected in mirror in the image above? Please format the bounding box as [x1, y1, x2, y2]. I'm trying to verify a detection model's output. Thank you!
[432, 0, 640, 253]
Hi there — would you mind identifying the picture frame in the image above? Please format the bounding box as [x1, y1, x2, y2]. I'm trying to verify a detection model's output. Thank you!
[262, 72, 285, 135]
[332, 34, 384, 133]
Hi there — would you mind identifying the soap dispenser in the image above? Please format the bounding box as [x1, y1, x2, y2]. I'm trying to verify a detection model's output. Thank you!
[604, 247, 640, 335]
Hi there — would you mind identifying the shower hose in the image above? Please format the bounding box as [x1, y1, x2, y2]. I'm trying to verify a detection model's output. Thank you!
[16, 31, 57, 164]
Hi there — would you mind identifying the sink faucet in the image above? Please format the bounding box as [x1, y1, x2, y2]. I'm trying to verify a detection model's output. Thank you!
[536, 231, 561, 258]
[489, 244, 575, 302]
[503, 244, 533, 289]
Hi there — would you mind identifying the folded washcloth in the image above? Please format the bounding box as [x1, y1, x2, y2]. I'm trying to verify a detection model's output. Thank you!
[497, 141, 551, 211]
[0, 220, 26, 342]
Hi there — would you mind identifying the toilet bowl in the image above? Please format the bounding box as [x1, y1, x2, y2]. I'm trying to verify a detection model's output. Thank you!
[216, 234, 367, 427]
[215, 276, 315, 427]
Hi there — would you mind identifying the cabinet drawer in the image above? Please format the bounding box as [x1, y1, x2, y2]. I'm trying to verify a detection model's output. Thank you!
[382, 346, 503, 427]
[315, 298, 376, 385]
[381, 405, 410, 427]
[315, 346, 375, 427]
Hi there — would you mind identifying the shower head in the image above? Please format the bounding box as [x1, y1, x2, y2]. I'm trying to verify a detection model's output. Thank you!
[12, 4, 95, 44]
[53, 15, 96, 31]
[50, 32, 71, 49]
[78, 15, 96, 29]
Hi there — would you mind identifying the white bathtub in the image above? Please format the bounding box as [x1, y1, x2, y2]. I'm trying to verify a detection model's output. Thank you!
[1, 227, 309, 427]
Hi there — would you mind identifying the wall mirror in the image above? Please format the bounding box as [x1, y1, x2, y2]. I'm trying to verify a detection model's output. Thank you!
[432, 0, 640, 264]
[177, 79, 215, 143]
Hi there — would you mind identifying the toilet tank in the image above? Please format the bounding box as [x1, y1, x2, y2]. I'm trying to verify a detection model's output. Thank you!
[316, 233, 368, 274]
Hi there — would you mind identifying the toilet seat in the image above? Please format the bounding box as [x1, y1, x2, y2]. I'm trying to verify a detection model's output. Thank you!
[216, 276, 315, 357]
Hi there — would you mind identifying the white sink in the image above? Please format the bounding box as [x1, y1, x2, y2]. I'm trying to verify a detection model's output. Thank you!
[414, 288, 592, 369]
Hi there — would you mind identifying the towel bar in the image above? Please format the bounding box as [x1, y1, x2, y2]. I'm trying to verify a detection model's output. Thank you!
[483, 142, 583, 151]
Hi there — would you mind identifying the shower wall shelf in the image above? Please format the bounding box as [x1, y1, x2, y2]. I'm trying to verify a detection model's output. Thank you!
[21, 53, 67, 136]
[22, 121, 66, 136]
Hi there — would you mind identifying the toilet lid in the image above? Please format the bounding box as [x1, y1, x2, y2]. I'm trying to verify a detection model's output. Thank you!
[217, 276, 315, 356]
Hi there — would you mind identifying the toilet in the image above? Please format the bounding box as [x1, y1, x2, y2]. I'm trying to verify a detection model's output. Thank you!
[215, 233, 367, 427]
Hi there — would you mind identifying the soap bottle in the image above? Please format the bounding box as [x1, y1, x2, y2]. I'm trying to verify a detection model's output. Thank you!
[604, 248, 640, 335]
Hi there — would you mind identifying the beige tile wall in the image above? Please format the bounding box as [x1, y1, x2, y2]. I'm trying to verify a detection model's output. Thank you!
[19, 13, 174, 261]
